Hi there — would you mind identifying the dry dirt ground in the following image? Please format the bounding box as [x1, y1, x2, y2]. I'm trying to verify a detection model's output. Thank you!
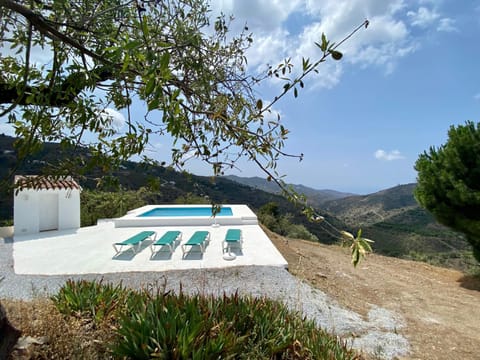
[267, 230, 480, 360]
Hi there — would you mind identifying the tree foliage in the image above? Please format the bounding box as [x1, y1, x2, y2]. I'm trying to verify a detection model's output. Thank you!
[81, 188, 152, 226]
[0, 0, 367, 194]
[414, 121, 480, 262]
[0, 0, 371, 263]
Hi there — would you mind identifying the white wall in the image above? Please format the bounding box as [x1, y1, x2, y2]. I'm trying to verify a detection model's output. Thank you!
[59, 189, 81, 229]
[14, 188, 81, 236]
[14, 189, 40, 235]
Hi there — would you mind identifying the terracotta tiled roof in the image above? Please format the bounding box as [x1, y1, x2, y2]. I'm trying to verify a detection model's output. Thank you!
[14, 175, 81, 191]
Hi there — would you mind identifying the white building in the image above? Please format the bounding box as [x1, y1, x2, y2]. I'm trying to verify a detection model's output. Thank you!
[14, 176, 82, 236]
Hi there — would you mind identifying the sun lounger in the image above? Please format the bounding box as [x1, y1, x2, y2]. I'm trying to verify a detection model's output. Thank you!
[113, 231, 156, 256]
[150, 230, 182, 256]
[223, 229, 243, 253]
[182, 231, 210, 256]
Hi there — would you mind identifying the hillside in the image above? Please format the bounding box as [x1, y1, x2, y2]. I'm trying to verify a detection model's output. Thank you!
[225, 176, 476, 271]
[267, 230, 480, 360]
[323, 183, 418, 226]
[323, 184, 474, 270]
[224, 174, 355, 206]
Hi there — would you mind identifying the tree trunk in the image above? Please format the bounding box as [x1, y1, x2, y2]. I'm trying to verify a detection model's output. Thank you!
[0, 301, 21, 359]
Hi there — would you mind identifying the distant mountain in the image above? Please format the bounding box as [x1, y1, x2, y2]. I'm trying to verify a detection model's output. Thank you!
[224, 175, 355, 207]
[322, 183, 418, 227]
[322, 184, 473, 270]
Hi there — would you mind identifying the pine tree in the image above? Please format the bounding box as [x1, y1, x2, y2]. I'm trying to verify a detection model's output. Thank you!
[415, 121, 480, 262]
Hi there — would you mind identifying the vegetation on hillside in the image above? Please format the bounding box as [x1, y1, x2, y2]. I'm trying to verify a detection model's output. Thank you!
[224, 175, 355, 207]
[323, 184, 477, 272]
[81, 188, 153, 227]
[415, 121, 480, 263]
[258, 202, 319, 241]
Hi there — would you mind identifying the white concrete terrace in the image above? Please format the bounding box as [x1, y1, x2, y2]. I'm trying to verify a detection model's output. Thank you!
[12, 221, 287, 275]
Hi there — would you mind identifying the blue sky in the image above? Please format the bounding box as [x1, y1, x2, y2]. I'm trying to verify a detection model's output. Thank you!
[198, 0, 480, 194]
[1, 0, 480, 195]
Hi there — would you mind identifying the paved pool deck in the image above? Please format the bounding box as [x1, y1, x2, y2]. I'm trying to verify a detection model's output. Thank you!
[12, 222, 288, 275]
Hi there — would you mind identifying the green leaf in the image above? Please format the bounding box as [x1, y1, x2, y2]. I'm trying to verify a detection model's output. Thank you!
[148, 98, 160, 111]
[144, 78, 155, 97]
[356, 229, 362, 239]
[142, 15, 150, 37]
[159, 52, 170, 71]
[125, 40, 142, 51]
[302, 57, 310, 71]
[121, 53, 130, 72]
[321, 33, 328, 52]
[352, 246, 360, 267]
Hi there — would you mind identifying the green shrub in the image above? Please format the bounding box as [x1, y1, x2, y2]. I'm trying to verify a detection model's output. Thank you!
[53, 280, 359, 360]
[287, 224, 319, 241]
[258, 202, 320, 241]
[112, 291, 358, 360]
[174, 193, 210, 204]
[81, 188, 151, 226]
[51, 279, 128, 324]
[0, 219, 13, 226]
[258, 213, 279, 232]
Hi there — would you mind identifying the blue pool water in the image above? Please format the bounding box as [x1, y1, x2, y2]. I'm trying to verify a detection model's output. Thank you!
[138, 206, 233, 217]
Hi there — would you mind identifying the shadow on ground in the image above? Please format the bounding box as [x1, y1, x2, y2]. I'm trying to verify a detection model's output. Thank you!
[457, 274, 480, 291]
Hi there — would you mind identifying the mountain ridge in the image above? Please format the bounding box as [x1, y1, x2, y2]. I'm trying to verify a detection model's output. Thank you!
[223, 175, 356, 206]
[226, 175, 474, 270]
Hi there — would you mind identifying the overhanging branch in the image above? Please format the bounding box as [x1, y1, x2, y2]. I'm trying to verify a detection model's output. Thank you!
[0, 66, 114, 106]
[0, 0, 111, 64]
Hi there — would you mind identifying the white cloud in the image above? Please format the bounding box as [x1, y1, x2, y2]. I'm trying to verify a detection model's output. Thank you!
[210, 0, 302, 33]
[407, 7, 440, 27]
[374, 149, 405, 161]
[210, 0, 453, 87]
[437, 18, 458, 32]
[0, 122, 15, 136]
[262, 102, 284, 123]
[245, 28, 289, 71]
[99, 108, 125, 132]
[293, 1, 415, 80]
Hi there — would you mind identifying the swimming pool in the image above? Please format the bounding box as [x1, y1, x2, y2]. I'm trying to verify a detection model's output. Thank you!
[138, 206, 233, 217]
[114, 204, 258, 227]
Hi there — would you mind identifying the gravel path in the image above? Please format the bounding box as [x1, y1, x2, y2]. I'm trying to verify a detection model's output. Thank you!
[1, 236, 409, 359]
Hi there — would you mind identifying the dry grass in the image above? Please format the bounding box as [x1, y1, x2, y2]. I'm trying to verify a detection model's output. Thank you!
[3, 298, 114, 359]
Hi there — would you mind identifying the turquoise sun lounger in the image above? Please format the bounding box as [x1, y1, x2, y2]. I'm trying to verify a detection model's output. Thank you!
[113, 231, 156, 256]
[182, 231, 210, 256]
[150, 231, 182, 256]
[223, 229, 243, 253]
